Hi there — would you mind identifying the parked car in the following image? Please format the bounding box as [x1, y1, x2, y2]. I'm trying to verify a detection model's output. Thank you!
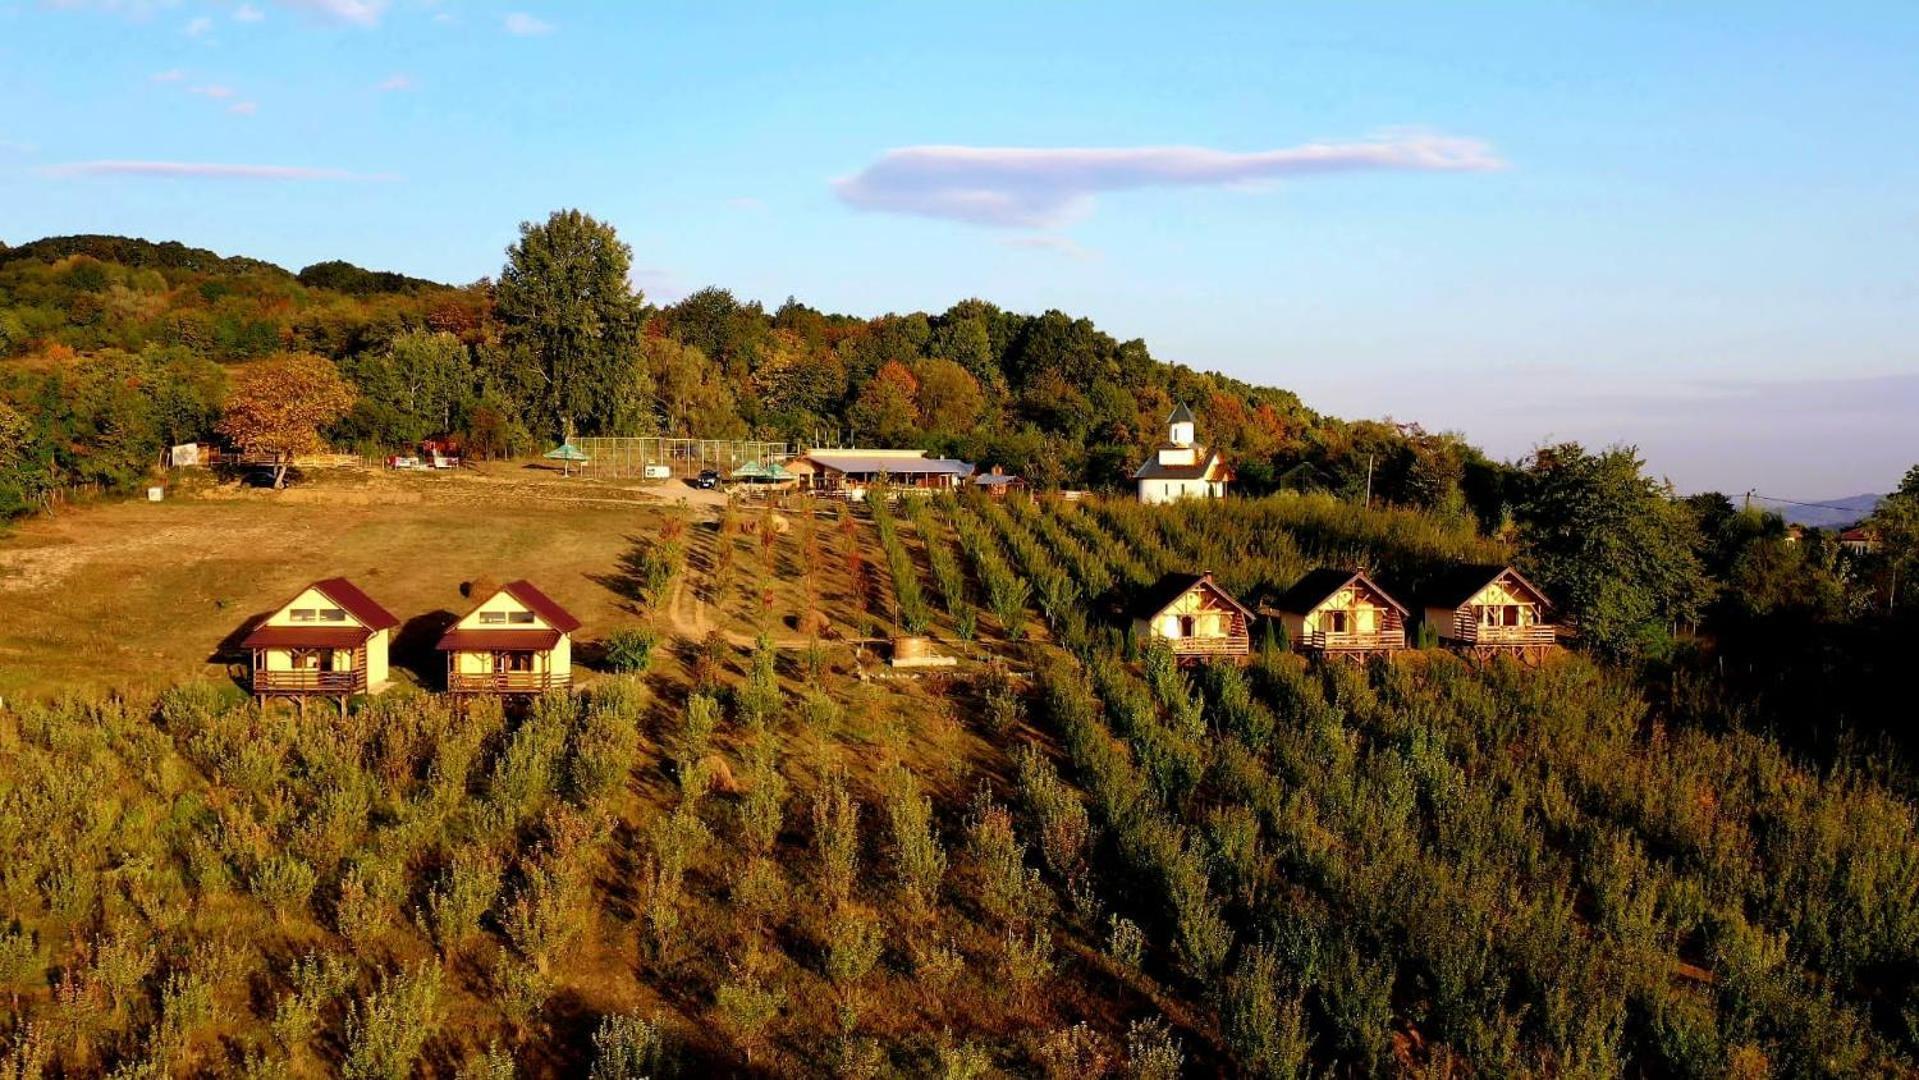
[694, 469, 722, 489]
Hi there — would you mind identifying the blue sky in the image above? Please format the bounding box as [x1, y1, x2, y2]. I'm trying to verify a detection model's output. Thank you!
[1, 1, 1915, 499]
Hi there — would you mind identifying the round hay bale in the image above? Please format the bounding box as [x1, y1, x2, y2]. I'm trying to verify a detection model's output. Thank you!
[892, 635, 932, 662]
[768, 513, 791, 535]
[699, 753, 741, 795]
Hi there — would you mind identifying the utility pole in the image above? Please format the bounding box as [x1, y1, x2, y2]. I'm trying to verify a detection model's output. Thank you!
[1744, 489, 1754, 512]
[1363, 454, 1374, 509]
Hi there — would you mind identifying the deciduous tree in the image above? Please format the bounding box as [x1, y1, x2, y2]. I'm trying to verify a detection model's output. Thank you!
[217, 353, 356, 488]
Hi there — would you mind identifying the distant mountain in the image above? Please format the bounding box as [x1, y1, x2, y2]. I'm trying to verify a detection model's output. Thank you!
[1769, 494, 1882, 529]
[0, 234, 294, 278]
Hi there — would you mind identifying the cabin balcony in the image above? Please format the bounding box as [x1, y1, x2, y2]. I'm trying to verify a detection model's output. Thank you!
[446, 671, 570, 695]
[1301, 628, 1405, 653]
[252, 668, 368, 694]
[1163, 634, 1250, 658]
[1451, 622, 1556, 647]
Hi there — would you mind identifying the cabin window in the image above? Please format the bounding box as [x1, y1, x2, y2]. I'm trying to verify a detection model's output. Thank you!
[492, 651, 534, 673]
[320, 608, 346, 622]
[289, 608, 318, 622]
[289, 648, 334, 671]
[479, 611, 506, 625]
[1178, 615, 1196, 638]
[1326, 611, 1348, 634]
[508, 611, 537, 625]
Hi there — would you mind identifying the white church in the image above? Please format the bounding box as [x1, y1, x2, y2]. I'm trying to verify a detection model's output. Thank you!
[1132, 402, 1233, 504]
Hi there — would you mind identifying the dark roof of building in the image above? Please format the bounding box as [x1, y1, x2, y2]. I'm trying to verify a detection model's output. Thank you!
[436, 628, 564, 651]
[311, 576, 401, 631]
[1168, 401, 1196, 425]
[242, 624, 372, 650]
[797, 451, 975, 478]
[1421, 564, 1552, 612]
[1269, 568, 1408, 616]
[1128, 571, 1254, 621]
[973, 472, 1024, 488]
[498, 579, 583, 632]
[1132, 447, 1231, 482]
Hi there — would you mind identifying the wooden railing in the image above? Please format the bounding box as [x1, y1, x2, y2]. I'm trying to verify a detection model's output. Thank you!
[1303, 629, 1405, 653]
[253, 669, 367, 694]
[1452, 622, 1556, 647]
[1164, 634, 1250, 656]
[447, 671, 569, 694]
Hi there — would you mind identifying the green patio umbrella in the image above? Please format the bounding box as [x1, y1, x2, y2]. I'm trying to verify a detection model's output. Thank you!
[733, 458, 792, 482]
[543, 441, 590, 477]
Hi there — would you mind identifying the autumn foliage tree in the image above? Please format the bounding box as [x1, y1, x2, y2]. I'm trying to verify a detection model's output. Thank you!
[217, 353, 356, 488]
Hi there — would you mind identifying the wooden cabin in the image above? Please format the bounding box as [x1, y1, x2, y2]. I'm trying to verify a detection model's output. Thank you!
[436, 580, 581, 695]
[1130, 571, 1253, 660]
[1268, 568, 1407, 656]
[1133, 403, 1233, 504]
[1839, 527, 1880, 555]
[243, 577, 400, 709]
[1421, 564, 1556, 652]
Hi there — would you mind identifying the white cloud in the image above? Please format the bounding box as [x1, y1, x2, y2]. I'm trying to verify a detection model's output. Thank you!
[149, 68, 186, 83]
[503, 11, 551, 35]
[183, 13, 212, 35]
[834, 133, 1506, 228]
[275, 0, 385, 26]
[42, 160, 395, 180]
[228, 100, 258, 115]
[234, 3, 264, 21]
[376, 73, 414, 92]
[188, 83, 234, 98]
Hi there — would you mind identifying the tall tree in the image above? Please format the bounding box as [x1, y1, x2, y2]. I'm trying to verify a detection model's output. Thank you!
[1513, 443, 1712, 659]
[493, 209, 646, 439]
[217, 353, 356, 489]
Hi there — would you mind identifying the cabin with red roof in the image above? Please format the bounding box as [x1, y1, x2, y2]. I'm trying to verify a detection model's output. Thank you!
[1421, 564, 1557, 652]
[436, 580, 581, 695]
[243, 577, 400, 709]
[1129, 571, 1253, 660]
[1268, 568, 1407, 656]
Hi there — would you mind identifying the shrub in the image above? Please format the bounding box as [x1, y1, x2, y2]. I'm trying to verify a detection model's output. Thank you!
[424, 852, 503, 955]
[812, 768, 861, 909]
[714, 969, 784, 1066]
[590, 1012, 669, 1080]
[1106, 915, 1145, 971]
[601, 626, 660, 674]
[343, 962, 446, 1080]
[879, 763, 947, 917]
[1124, 1018, 1183, 1080]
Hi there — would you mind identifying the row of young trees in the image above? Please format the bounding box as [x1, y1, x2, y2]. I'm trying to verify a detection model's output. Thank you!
[926, 488, 1919, 1074]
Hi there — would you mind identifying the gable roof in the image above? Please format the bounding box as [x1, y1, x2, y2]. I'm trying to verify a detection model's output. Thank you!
[1132, 447, 1232, 482]
[461, 579, 583, 633]
[242, 624, 372, 650]
[1422, 564, 1552, 612]
[310, 577, 401, 631]
[1129, 571, 1254, 622]
[1270, 568, 1408, 616]
[1168, 401, 1196, 425]
[798, 450, 975, 478]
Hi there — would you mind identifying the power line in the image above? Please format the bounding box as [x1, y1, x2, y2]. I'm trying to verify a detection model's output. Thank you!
[1749, 492, 1882, 514]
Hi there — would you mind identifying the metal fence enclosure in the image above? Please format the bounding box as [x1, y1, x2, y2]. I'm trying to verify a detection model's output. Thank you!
[573, 437, 793, 480]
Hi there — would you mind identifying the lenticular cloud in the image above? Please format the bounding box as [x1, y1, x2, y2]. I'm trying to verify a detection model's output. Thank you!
[833, 134, 1503, 227]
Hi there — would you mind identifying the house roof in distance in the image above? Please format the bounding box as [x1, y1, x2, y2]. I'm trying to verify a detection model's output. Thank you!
[1129, 571, 1254, 621]
[499, 579, 583, 632]
[1422, 564, 1552, 612]
[1270, 568, 1408, 616]
[798, 450, 975, 477]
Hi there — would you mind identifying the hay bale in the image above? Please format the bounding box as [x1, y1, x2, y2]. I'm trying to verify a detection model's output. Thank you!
[767, 513, 791, 535]
[699, 753, 741, 795]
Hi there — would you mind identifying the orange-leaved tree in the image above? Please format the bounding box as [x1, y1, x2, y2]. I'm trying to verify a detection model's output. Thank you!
[217, 353, 356, 489]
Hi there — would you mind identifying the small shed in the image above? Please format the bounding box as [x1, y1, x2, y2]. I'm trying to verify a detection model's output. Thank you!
[1129, 571, 1253, 660]
[1268, 568, 1407, 656]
